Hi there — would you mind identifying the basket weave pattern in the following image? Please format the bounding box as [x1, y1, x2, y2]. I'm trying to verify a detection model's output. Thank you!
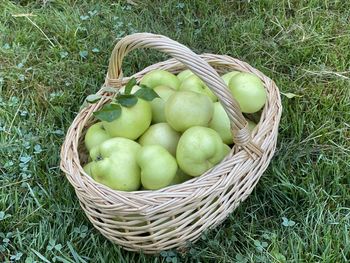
[60, 33, 282, 253]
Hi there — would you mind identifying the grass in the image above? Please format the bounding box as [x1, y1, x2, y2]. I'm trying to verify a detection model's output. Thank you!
[0, 0, 349, 262]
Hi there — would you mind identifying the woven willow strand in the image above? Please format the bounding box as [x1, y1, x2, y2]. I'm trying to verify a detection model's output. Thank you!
[60, 33, 282, 253]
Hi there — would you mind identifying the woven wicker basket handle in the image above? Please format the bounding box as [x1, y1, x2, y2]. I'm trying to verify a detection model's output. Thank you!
[105, 33, 262, 156]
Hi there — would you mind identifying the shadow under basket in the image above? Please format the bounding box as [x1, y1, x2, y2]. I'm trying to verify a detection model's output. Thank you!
[60, 33, 282, 254]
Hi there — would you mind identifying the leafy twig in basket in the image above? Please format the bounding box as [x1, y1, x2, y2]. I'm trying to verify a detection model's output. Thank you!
[84, 77, 159, 122]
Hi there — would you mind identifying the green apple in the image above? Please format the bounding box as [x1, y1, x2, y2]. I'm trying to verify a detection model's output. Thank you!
[247, 119, 257, 131]
[102, 99, 152, 140]
[221, 71, 240, 86]
[229, 72, 266, 113]
[138, 123, 180, 156]
[83, 162, 94, 177]
[208, 102, 232, 144]
[84, 122, 111, 152]
[177, 69, 194, 82]
[140, 69, 180, 90]
[176, 126, 228, 176]
[208, 102, 258, 143]
[149, 85, 176, 123]
[221, 143, 231, 157]
[179, 75, 217, 102]
[90, 137, 140, 160]
[165, 90, 214, 132]
[89, 137, 141, 191]
[137, 145, 177, 190]
[170, 168, 192, 185]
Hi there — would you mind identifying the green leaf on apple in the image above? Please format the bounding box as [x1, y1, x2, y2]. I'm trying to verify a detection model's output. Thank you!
[85, 94, 102, 103]
[93, 103, 121, 122]
[116, 94, 138, 107]
[101, 86, 118, 93]
[124, 77, 137, 95]
[79, 101, 89, 112]
[135, 85, 160, 101]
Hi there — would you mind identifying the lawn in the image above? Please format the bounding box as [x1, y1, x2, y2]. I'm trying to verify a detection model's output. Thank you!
[1, 0, 349, 262]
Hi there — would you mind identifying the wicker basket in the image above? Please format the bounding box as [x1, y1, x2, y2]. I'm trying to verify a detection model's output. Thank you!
[60, 33, 282, 253]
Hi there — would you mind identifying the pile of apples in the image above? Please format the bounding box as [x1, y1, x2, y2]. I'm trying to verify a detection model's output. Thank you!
[83, 69, 266, 191]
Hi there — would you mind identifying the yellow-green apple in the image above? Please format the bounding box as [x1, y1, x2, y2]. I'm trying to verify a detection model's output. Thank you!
[102, 99, 152, 140]
[138, 123, 180, 156]
[179, 75, 217, 101]
[208, 102, 232, 144]
[170, 168, 192, 185]
[247, 120, 257, 131]
[84, 122, 111, 152]
[83, 162, 94, 176]
[221, 143, 231, 157]
[229, 72, 266, 113]
[221, 71, 240, 86]
[89, 138, 141, 191]
[177, 69, 194, 82]
[149, 85, 176, 123]
[208, 102, 258, 143]
[165, 90, 214, 132]
[176, 126, 228, 176]
[136, 145, 177, 190]
[140, 69, 180, 90]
